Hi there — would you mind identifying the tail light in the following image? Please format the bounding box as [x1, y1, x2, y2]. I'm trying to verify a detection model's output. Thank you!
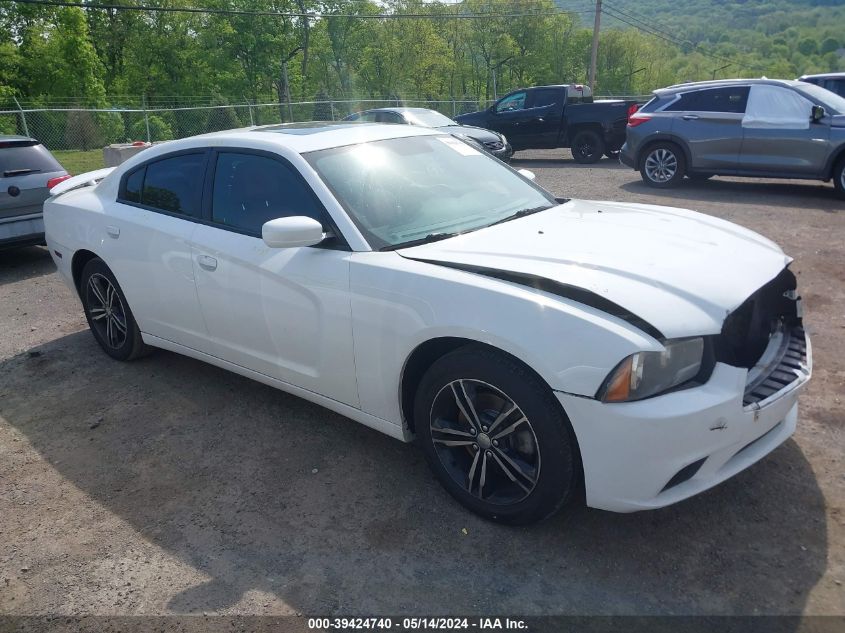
[627, 113, 652, 128]
[47, 174, 71, 191]
[627, 103, 640, 120]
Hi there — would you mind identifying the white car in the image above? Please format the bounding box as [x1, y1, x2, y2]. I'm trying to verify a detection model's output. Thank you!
[44, 123, 811, 524]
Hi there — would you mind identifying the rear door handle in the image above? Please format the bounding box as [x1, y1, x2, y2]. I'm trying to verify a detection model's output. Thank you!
[197, 254, 217, 271]
[682, 114, 700, 120]
[106, 225, 120, 238]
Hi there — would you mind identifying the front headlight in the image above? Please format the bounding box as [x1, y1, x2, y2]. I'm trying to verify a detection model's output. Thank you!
[599, 337, 704, 402]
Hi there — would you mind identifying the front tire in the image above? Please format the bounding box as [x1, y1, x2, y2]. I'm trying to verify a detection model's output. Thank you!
[80, 258, 148, 361]
[834, 158, 845, 200]
[571, 130, 605, 164]
[415, 345, 580, 525]
[640, 142, 686, 188]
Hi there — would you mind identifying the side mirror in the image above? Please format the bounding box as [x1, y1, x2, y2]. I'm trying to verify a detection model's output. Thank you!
[517, 168, 536, 181]
[262, 216, 326, 248]
[812, 104, 826, 122]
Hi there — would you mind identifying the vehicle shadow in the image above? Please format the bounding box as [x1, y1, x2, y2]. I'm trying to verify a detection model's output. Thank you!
[619, 178, 841, 212]
[511, 156, 626, 170]
[0, 246, 55, 286]
[0, 332, 828, 618]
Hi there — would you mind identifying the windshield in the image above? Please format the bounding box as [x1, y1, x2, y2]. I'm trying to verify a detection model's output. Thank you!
[796, 83, 845, 115]
[403, 110, 457, 128]
[305, 135, 555, 249]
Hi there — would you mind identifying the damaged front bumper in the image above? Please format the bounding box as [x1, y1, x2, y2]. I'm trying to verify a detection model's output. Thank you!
[560, 327, 811, 513]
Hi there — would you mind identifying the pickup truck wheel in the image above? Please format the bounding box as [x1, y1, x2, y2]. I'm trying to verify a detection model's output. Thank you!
[640, 143, 685, 188]
[415, 345, 580, 525]
[571, 130, 605, 164]
[834, 158, 845, 199]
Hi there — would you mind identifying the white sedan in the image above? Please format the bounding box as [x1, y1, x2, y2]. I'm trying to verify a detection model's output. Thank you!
[44, 123, 811, 524]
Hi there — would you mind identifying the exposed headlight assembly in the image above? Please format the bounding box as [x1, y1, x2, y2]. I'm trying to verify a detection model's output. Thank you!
[599, 337, 705, 402]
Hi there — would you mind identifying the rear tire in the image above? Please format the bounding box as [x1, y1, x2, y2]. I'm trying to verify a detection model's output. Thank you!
[834, 158, 845, 200]
[640, 142, 686, 188]
[414, 345, 580, 525]
[80, 258, 149, 361]
[571, 130, 605, 164]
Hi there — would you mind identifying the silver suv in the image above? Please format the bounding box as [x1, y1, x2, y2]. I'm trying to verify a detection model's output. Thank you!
[1, 136, 69, 249]
[619, 79, 845, 198]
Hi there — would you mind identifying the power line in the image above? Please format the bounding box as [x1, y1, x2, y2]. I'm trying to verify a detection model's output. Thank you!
[0, 0, 595, 19]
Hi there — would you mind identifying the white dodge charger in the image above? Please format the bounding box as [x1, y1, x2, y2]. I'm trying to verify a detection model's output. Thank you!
[44, 122, 811, 524]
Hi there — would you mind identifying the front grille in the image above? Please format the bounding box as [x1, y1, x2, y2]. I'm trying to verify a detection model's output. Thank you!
[483, 140, 504, 151]
[743, 326, 809, 407]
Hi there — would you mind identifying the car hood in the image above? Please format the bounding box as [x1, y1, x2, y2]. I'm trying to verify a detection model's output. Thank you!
[437, 124, 502, 143]
[399, 199, 791, 339]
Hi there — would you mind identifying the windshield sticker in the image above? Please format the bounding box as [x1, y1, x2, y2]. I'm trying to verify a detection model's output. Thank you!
[438, 136, 482, 156]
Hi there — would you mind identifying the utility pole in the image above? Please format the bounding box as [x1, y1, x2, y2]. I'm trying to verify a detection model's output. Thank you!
[588, 0, 602, 92]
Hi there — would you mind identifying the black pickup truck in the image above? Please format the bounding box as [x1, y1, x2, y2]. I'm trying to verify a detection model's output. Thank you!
[455, 85, 639, 163]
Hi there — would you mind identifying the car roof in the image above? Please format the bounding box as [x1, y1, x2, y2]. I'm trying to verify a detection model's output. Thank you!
[124, 121, 442, 156]
[799, 72, 845, 80]
[655, 78, 806, 96]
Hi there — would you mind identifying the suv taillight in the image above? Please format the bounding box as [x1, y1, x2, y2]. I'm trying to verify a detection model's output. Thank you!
[47, 174, 71, 191]
[627, 103, 640, 119]
[627, 113, 651, 128]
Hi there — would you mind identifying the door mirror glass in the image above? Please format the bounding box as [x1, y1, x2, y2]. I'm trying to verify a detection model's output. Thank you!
[517, 168, 536, 181]
[262, 216, 326, 248]
[812, 104, 826, 122]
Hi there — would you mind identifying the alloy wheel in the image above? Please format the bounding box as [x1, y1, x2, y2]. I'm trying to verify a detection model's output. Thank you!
[645, 148, 678, 183]
[429, 379, 540, 505]
[86, 273, 128, 349]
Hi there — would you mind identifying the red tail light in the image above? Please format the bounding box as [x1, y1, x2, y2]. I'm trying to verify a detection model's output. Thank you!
[47, 174, 72, 191]
[627, 103, 640, 119]
[627, 113, 651, 128]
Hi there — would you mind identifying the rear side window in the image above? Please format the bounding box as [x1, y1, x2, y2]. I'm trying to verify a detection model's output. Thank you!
[128, 153, 205, 216]
[123, 168, 144, 203]
[211, 152, 323, 234]
[531, 90, 560, 108]
[665, 87, 749, 113]
[0, 143, 63, 176]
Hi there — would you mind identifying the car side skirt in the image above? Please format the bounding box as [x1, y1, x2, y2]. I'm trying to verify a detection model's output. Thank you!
[142, 333, 411, 442]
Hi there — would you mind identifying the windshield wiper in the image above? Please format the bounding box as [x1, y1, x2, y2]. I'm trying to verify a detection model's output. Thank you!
[487, 205, 553, 227]
[381, 232, 458, 251]
[3, 168, 41, 177]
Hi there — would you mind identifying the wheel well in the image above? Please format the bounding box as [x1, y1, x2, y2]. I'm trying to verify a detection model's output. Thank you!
[566, 124, 602, 144]
[827, 147, 845, 180]
[400, 337, 561, 434]
[71, 249, 99, 295]
[637, 138, 689, 173]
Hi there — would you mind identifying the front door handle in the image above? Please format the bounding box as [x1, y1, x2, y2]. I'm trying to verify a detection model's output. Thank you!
[682, 114, 700, 120]
[198, 254, 217, 271]
[106, 225, 120, 239]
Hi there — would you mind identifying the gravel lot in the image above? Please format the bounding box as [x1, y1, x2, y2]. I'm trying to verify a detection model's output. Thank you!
[0, 153, 843, 619]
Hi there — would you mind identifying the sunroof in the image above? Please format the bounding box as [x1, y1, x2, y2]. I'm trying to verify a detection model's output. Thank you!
[254, 121, 370, 135]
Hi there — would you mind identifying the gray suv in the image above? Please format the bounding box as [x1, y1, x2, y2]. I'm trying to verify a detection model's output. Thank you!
[1, 136, 68, 248]
[619, 79, 845, 198]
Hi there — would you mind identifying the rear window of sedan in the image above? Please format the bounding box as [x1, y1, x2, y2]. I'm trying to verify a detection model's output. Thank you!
[0, 142, 63, 176]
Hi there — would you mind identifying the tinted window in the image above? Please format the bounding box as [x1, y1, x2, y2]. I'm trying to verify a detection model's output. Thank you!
[496, 92, 527, 112]
[211, 152, 322, 234]
[358, 112, 378, 122]
[665, 87, 749, 113]
[531, 90, 560, 108]
[374, 111, 403, 124]
[0, 143, 63, 176]
[123, 167, 144, 203]
[824, 79, 845, 98]
[141, 153, 205, 216]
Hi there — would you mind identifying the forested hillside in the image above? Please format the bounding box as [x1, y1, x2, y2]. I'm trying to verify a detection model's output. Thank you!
[1, 0, 844, 111]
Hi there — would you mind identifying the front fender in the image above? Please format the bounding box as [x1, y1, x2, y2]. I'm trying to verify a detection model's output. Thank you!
[349, 253, 659, 425]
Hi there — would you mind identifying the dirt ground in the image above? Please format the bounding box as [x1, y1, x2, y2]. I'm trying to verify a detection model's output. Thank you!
[0, 152, 843, 619]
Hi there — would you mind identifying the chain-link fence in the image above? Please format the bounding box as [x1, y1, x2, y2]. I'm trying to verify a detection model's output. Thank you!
[0, 95, 646, 172]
